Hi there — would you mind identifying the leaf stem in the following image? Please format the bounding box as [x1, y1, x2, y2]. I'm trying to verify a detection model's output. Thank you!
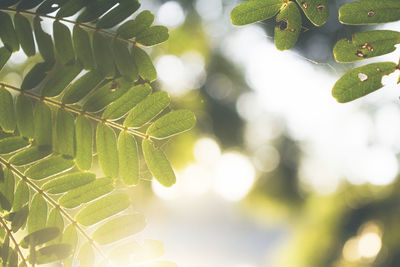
[0, 215, 29, 267]
[0, 83, 148, 139]
[0, 157, 114, 267]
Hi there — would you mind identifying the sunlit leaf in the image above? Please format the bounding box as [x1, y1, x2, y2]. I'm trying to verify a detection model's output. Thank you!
[118, 132, 139, 185]
[0, 11, 19, 52]
[25, 155, 75, 180]
[13, 14, 35, 56]
[339, 0, 400, 25]
[27, 193, 47, 233]
[333, 30, 400, 63]
[230, 0, 283, 26]
[92, 214, 146, 245]
[0, 169, 14, 211]
[42, 172, 96, 194]
[47, 208, 64, 244]
[75, 193, 130, 226]
[62, 69, 104, 104]
[1, 234, 9, 264]
[0, 87, 16, 132]
[75, 115, 92, 170]
[103, 83, 152, 120]
[112, 39, 139, 82]
[77, 0, 118, 23]
[124, 91, 170, 128]
[15, 94, 35, 138]
[8, 248, 17, 267]
[96, 124, 119, 178]
[117, 10, 154, 39]
[11, 205, 28, 233]
[93, 32, 115, 78]
[332, 62, 397, 103]
[73, 25, 95, 70]
[9, 145, 52, 166]
[142, 139, 176, 187]
[274, 2, 301, 51]
[56, 109, 75, 157]
[21, 62, 49, 90]
[77, 242, 94, 267]
[0, 136, 29, 154]
[295, 0, 328, 26]
[59, 177, 114, 208]
[132, 46, 157, 82]
[0, 46, 11, 72]
[147, 110, 196, 139]
[96, 0, 141, 29]
[136, 26, 169, 46]
[12, 181, 29, 212]
[54, 22, 74, 63]
[108, 241, 141, 265]
[32, 243, 72, 264]
[34, 102, 52, 146]
[33, 16, 55, 65]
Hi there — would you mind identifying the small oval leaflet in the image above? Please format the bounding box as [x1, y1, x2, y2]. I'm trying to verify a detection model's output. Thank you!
[15, 94, 35, 138]
[132, 46, 157, 82]
[0, 11, 19, 52]
[12, 181, 29, 212]
[0, 87, 16, 132]
[42, 172, 96, 194]
[73, 25, 95, 70]
[118, 132, 140, 185]
[332, 62, 397, 103]
[33, 16, 55, 65]
[230, 0, 283, 26]
[14, 13, 35, 56]
[75, 193, 130, 226]
[9, 145, 52, 166]
[31, 243, 72, 264]
[21, 227, 60, 248]
[295, 0, 328, 26]
[75, 115, 93, 170]
[62, 69, 104, 104]
[11, 205, 29, 233]
[96, 124, 119, 178]
[274, 1, 301, 51]
[117, 10, 154, 39]
[34, 102, 52, 146]
[46, 208, 64, 245]
[53, 21, 75, 64]
[112, 39, 139, 82]
[77, 242, 95, 267]
[77, 0, 118, 23]
[57, 0, 87, 17]
[0, 169, 14, 211]
[56, 109, 75, 157]
[0, 136, 30, 154]
[0, 46, 11, 72]
[92, 214, 146, 245]
[27, 193, 47, 233]
[136, 26, 169, 46]
[93, 31, 115, 78]
[25, 155, 75, 180]
[96, 0, 141, 29]
[21, 62, 49, 90]
[147, 109, 196, 139]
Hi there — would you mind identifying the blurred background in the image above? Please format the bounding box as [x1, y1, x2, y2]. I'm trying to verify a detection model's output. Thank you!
[3, 0, 400, 266]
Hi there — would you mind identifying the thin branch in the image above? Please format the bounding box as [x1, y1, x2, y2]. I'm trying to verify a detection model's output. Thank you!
[0, 157, 114, 267]
[1, 7, 138, 46]
[0, 83, 148, 139]
[0, 216, 29, 267]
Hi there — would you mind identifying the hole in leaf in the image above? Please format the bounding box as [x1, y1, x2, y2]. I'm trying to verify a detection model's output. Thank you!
[278, 20, 288, 31]
[360, 42, 374, 51]
[368, 10, 375, 17]
[376, 67, 381, 72]
[317, 4, 325, 12]
[355, 50, 367, 58]
[301, 1, 308, 8]
[358, 73, 368, 82]
[290, 28, 296, 33]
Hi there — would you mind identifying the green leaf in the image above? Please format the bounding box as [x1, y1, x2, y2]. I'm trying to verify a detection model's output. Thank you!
[77, 243, 94, 267]
[75, 115, 92, 170]
[15, 94, 35, 138]
[73, 25, 95, 70]
[33, 16, 55, 65]
[46, 208, 64, 244]
[12, 181, 29, 212]
[295, 0, 328, 26]
[0, 11, 19, 52]
[41, 60, 83, 97]
[53, 21, 75, 64]
[9, 145, 52, 166]
[27, 193, 47, 233]
[56, 0, 87, 17]
[37, 0, 69, 14]
[118, 132, 139, 185]
[13, 14, 35, 56]
[0, 46, 11, 72]
[147, 110, 196, 139]
[0, 169, 14, 211]
[56, 109, 75, 157]
[8, 248, 18, 267]
[112, 39, 139, 82]
[0, 0, 19, 7]
[123, 91, 170, 128]
[34, 102, 52, 146]
[75, 193, 130, 226]
[96, 124, 119, 178]
[102, 83, 152, 120]
[22, 228, 59, 248]
[58, 177, 114, 208]
[21, 62, 50, 90]
[142, 139, 176, 187]
[62, 224, 77, 248]
[16, 0, 43, 10]
[11, 205, 29, 233]
[333, 30, 400, 63]
[132, 46, 157, 82]
[136, 26, 169, 46]
[62, 69, 104, 104]
[1, 234, 9, 264]
[0, 136, 29, 154]
[25, 155, 75, 180]
[83, 77, 133, 112]
[0, 87, 15, 133]
[96, 0, 141, 29]
[332, 62, 397, 103]
[77, 0, 118, 23]
[33, 243, 72, 264]
[339, 0, 400, 25]
[117, 10, 154, 39]
[230, 0, 283, 26]
[93, 32, 115, 78]
[92, 214, 146, 245]
[274, 2, 301, 51]
[42, 172, 95, 194]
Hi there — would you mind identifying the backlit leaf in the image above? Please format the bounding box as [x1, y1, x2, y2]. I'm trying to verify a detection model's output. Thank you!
[274, 1, 301, 51]
[332, 62, 397, 103]
[33, 16, 55, 65]
[147, 110, 196, 139]
[333, 30, 400, 63]
[339, 0, 400, 25]
[42, 172, 95, 194]
[96, 124, 119, 178]
[16, 0, 43, 10]
[11, 205, 29, 233]
[142, 139, 176, 187]
[9, 145, 52, 166]
[93, 32, 115, 78]
[0, 136, 29, 154]
[230, 0, 283, 25]
[132, 46, 157, 82]
[103, 83, 152, 120]
[12, 181, 29, 212]
[0, 46, 11, 71]
[25, 155, 75, 180]
[117, 10, 154, 39]
[37, 0, 69, 14]
[136, 26, 169, 46]
[73, 25, 95, 70]
[13, 14, 35, 56]
[56, 109, 75, 157]
[62, 69, 104, 104]
[118, 132, 139, 185]
[77, 0, 118, 23]
[27, 193, 47, 233]
[57, 0, 87, 17]
[21, 62, 49, 90]
[92, 214, 146, 245]
[58, 177, 114, 208]
[53, 21, 75, 64]
[15, 94, 35, 138]
[33, 243, 72, 264]
[97, 0, 141, 29]
[22, 228, 59, 248]
[295, 0, 328, 26]
[0, 169, 14, 211]
[34, 102, 52, 146]
[112, 39, 139, 82]
[75, 115, 92, 170]
[77, 243, 94, 267]
[0, 11, 19, 52]
[123, 91, 170, 128]
[0, 87, 15, 132]
[47, 208, 64, 244]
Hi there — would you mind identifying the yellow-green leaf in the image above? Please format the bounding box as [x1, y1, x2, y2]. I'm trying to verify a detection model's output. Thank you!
[13, 14, 35, 56]
[58, 177, 114, 208]
[102, 83, 152, 120]
[96, 124, 119, 178]
[132, 46, 157, 82]
[93, 32, 115, 78]
[12, 181, 29, 212]
[11, 205, 29, 233]
[117, 10, 154, 39]
[274, 2, 301, 51]
[230, 0, 283, 26]
[75, 115, 92, 170]
[25, 155, 75, 180]
[9, 145, 52, 166]
[21, 227, 60, 248]
[118, 132, 139, 185]
[92, 214, 146, 245]
[33, 102, 52, 146]
[32, 243, 72, 264]
[123, 91, 170, 128]
[53, 21, 75, 64]
[0, 136, 29, 154]
[46, 208, 64, 244]
[295, 0, 328, 26]
[56, 109, 75, 157]
[56, 0, 87, 17]
[96, 0, 141, 29]
[42, 172, 95, 194]
[0, 169, 14, 211]
[27, 193, 47, 233]
[0, 87, 15, 132]
[112, 39, 139, 82]
[15, 94, 34, 138]
[0, 11, 19, 52]
[142, 139, 176, 187]
[62, 69, 104, 104]
[0, 46, 11, 71]
[136, 26, 169, 46]
[73, 25, 95, 70]
[77, 243, 94, 267]
[147, 110, 196, 139]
